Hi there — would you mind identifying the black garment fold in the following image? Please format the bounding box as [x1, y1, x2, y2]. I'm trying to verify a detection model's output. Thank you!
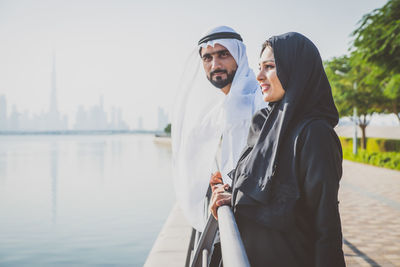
[233, 119, 345, 267]
[230, 32, 345, 266]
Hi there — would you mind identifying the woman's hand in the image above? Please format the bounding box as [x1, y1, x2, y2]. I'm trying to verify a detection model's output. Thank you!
[209, 183, 231, 220]
[210, 171, 223, 193]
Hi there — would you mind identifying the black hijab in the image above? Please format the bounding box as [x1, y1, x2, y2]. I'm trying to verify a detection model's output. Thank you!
[234, 32, 339, 205]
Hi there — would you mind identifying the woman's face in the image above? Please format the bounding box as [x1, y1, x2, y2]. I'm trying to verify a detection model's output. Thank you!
[257, 46, 285, 103]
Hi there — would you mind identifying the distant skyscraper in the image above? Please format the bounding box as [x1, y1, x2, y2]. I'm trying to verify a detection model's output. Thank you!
[47, 52, 67, 131]
[0, 95, 7, 130]
[8, 105, 20, 131]
[111, 107, 117, 129]
[157, 107, 169, 131]
[50, 51, 58, 115]
[89, 96, 108, 130]
[74, 105, 89, 130]
[115, 108, 129, 130]
[0, 53, 68, 132]
[74, 99, 128, 131]
[137, 117, 143, 130]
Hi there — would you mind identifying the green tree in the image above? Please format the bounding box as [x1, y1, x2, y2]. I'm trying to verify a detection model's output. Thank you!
[324, 56, 353, 117]
[352, 0, 400, 121]
[325, 54, 385, 149]
[164, 123, 171, 134]
[382, 74, 400, 121]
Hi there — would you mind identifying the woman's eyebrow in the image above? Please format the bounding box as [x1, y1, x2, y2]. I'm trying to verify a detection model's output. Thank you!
[260, 59, 275, 64]
[259, 59, 275, 66]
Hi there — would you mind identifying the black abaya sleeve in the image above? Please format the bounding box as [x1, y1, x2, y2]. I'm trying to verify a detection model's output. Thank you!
[298, 120, 346, 267]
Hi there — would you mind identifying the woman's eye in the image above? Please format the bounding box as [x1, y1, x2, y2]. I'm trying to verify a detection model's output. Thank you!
[265, 64, 274, 69]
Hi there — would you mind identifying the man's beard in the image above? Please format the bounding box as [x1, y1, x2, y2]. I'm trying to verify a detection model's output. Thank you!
[207, 69, 236, 89]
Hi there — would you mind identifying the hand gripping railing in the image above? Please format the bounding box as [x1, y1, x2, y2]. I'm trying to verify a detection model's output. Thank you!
[186, 204, 250, 267]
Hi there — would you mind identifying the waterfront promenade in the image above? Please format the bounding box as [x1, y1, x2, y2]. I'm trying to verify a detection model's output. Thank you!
[145, 159, 400, 266]
[340, 160, 400, 266]
[334, 125, 400, 140]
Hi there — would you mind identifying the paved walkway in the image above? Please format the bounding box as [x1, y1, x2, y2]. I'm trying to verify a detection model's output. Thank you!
[335, 125, 400, 140]
[340, 160, 400, 266]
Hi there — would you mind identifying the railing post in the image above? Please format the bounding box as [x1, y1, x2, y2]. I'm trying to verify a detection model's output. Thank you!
[189, 216, 218, 267]
[202, 249, 208, 267]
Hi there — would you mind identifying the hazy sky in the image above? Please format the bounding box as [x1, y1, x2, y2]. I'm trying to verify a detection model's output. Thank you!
[0, 0, 387, 129]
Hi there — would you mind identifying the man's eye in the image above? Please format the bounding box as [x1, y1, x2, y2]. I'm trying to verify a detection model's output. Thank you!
[220, 51, 229, 57]
[202, 56, 212, 62]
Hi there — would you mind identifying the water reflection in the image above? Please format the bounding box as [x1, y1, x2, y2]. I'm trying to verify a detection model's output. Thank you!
[0, 150, 6, 186]
[51, 143, 58, 224]
[0, 134, 174, 266]
[76, 139, 107, 181]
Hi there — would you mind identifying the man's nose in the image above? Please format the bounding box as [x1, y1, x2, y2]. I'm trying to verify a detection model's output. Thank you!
[211, 57, 222, 69]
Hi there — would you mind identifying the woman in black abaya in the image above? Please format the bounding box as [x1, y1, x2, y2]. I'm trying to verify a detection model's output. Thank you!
[210, 32, 346, 267]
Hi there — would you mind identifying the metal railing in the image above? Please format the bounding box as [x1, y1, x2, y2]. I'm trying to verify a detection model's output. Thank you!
[186, 204, 250, 267]
[217, 206, 250, 267]
[186, 153, 249, 267]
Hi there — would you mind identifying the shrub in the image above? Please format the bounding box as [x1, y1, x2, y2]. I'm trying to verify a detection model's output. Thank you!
[340, 137, 400, 170]
[339, 137, 400, 152]
[164, 123, 171, 134]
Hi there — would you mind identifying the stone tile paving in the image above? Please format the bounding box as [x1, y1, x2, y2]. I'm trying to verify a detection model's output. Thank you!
[339, 160, 400, 266]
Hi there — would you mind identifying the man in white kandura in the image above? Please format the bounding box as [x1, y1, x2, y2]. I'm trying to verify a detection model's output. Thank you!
[172, 26, 266, 231]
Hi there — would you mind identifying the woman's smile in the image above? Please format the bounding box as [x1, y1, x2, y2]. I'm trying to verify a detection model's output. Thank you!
[260, 83, 271, 93]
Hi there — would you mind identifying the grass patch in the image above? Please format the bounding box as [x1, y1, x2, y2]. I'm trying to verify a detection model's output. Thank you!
[340, 137, 400, 171]
[342, 147, 400, 170]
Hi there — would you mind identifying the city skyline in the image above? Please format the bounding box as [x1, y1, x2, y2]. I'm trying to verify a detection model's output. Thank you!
[0, 52, 169, 131]
[0, 92, 170, 131]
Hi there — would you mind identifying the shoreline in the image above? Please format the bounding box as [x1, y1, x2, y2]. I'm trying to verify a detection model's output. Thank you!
[153, 136, 172, 146]
[144, 205, 192, 267]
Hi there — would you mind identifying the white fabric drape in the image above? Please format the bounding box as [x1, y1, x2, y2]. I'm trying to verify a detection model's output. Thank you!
[172, 26, 266, 231]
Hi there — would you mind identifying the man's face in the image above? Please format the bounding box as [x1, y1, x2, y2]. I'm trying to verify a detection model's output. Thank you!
[200, 44, 238, 90]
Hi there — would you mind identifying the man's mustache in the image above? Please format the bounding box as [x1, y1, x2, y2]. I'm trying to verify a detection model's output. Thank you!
[210, 69, 228, 78]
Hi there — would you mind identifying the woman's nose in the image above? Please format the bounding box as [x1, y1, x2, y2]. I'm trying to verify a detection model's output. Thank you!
[257, 70, 265, 82]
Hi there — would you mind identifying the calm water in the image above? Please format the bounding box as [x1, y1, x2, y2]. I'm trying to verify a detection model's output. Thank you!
[0, 134, 175, 266]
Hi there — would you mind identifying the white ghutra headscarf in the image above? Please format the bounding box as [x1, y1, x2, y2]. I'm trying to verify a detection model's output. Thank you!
[172, 26, 266, 231]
